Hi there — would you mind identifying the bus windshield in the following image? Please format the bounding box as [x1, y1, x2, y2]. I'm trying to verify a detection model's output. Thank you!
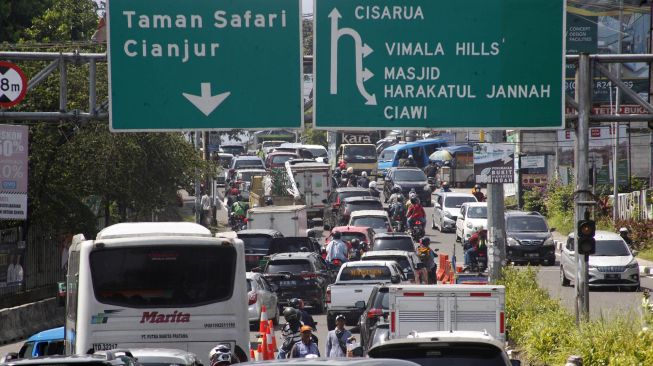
[343, 145, 377, 163]
[90, 246, 235, 307]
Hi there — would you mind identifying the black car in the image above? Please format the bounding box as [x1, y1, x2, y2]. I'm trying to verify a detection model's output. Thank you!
[383, 167, 432, 206]
[336, 196, 384, 226]
[505, 211, 556, 265]
[237, 229, 284, 271]
[323, 187, 373, 228]
[358, 284, 390, 354]
[371, 233, 415, 252]
[262, 252, 335, 313]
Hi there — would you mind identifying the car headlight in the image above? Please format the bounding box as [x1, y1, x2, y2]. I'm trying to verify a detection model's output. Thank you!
[543, 238, 555, 246]
[466, 222, 473, 229]
[626, 261, 639, 269]
[507, 237, 519, 246]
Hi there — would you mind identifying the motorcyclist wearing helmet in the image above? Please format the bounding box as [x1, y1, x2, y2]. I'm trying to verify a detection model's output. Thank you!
[357, 171, 370, 188]
[349, 238, 365, 260]
[423, 160, 438, 178]
[417, 237, 438, 284]
[290, 298, 316, 330]
[389, 195, 407, 232]
[407, 197, 426, 230]
[230, 195, 248, 220]
[472, 184, 485, 202]
[401, 154, 417, 167]
[339, 171, 349, 188]
[405, 190, 418, 211]
[440, 181, 451, 192]
[368, 181, 380, 198]
[464, 226, 488, 268]
[346, 167, 357, 187]
[332, 167, 342, 188]
[619, 227, 633, 247]
[278, 307, 303, 359]
[209, 344, 240, 365]
[387, 185, 404, 205]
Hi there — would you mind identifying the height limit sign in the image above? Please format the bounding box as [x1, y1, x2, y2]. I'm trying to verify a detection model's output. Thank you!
[0, 61, 28, 109]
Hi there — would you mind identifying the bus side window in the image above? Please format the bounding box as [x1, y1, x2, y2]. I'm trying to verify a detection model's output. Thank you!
[412, 147, 426, 167]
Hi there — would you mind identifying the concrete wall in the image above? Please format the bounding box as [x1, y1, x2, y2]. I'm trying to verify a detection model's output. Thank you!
[0, 298, 64, 345]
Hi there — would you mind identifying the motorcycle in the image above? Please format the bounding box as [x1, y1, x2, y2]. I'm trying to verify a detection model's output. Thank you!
[390, 215, 405, 232]
[229, 213, 247, 231]
[329, 258, 344, 272]
[408, 220, 425, 241]
[427, 177, 437, 192]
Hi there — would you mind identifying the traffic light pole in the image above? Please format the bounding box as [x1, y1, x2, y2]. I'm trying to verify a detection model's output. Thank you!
[487, 130, 507, 283]
[574, 53, 592, 323]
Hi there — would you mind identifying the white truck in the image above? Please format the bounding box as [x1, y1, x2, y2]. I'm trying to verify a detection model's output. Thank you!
[387, 284, 506, 342]
[285, 160, 330, 222]
[246, 205, 308, 237]
[325, 260, 403, 330]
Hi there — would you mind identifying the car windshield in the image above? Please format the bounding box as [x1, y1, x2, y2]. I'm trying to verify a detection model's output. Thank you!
[369, 343, 507, 366]
[394, 170, 427, 182]
[344, 145, 377, 161]
[272, 155, 295, 164]
[594, 240, 631, 256]
[90, 246, 235, 307]
[347, 201, 383, 212]
[351, 217, 387, 229]
[339, 191, 372, 201]
[235, 159, 264, 169]
[380, 150, 396, 162]
[339, 266, 392, 281]
[306, 147, 327, 158]
[444, 196, 477, 208]
[238, 171, 264, 183]
[266, 259, 312, 273]
[221, 146, 245, 155]
[240, 235, 274, 252]
[373, 237, 414, 251]
[363, 255, 411, 272]
[467, 206, 487, 218]
[507, 216, 548, 232]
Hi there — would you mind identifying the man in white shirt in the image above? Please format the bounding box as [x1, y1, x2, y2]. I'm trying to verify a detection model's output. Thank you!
[325, 232, 348, 263]
[200, 190, 211, 227]
[7, 254, 23, 285]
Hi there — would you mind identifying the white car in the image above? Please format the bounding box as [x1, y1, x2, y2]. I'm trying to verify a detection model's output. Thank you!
[247, 272, 279, 325]
[432, 192, 478, 232]
[560, 231, 640, 290]
[126, 349, 203, 366]
[348, 210, 392, 234]
[456, 202, 488, 243]
[361, 250, 423, 283]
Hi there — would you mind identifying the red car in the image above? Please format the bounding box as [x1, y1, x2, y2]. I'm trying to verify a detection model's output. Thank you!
[324, 226, 376, 252]
[265, 152, 299, 169]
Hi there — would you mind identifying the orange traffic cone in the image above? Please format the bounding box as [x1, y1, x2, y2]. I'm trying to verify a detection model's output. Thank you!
[265, 330, 274, 360]
[259, 305, 268, 334]
[268, 319, 277, 358]
[256, 343, 264, 361]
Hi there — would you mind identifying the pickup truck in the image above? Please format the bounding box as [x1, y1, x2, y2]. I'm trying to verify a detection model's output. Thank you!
[325, 260, 403, 330]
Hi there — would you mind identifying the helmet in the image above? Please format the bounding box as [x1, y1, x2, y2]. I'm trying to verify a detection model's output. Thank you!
[410, 197, 418, 205]
[283, 307, 300, 323]
[475, 184, 481, 190]
[265, 197, 274, 206]
[361, 171, 367, 177]
[369, 181, 377, 189]
[442, 181, 449, 186]
[335, 167, 341, 174]
[409, 191, 417, 200]
[619, 227, 628, 233]
[351, 238, 361, 249]
[332, 231, 342, 239]
[289, 298, 302, 309]
[209, 344, 234, 365]
[347, 167, 354, 174]
[420, 237, 431, 245]
[408, 155, 414, 159]
[397, 195, 404, 203]
[392, 186, 401, 194]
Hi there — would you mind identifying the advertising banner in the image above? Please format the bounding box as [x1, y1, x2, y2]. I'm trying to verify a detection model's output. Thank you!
[474, 143, 515, 184]
[0, 124, 28, 220]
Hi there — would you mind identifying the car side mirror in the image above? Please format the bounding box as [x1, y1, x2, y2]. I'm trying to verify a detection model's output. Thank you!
[391, 275, 401, 284]
[415, 262, 425, 270]
[549, 227, 556, 232]
[355, 300, 366, 309]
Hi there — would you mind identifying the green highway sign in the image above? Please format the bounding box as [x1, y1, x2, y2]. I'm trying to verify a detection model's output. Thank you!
[108, 0, 302, 131]
[313, 0, 564, 130]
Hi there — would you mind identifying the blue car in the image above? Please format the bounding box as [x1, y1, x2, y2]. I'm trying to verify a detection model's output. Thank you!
[18, 327, 64, 358]
[378, 139, 448, 177]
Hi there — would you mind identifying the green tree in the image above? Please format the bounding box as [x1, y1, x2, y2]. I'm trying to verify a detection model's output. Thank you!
[0, 0, 53, 43]
[24, 0, 99, 42]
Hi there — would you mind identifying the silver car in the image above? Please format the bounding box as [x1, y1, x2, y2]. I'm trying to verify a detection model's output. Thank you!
[127, 349, 202, 366]
[560, 231, 640, 290]
[247, 272, 279, 325]
[432, 192, 477, 232]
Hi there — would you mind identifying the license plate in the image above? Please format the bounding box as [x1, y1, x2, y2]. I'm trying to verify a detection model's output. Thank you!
[280, 280, 297, 287]
[526, 253, 539, 258]
[605, 274, 620, 279]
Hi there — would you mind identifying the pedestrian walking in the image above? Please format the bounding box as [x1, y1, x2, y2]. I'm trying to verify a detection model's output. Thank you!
[325, 315, 354, 358]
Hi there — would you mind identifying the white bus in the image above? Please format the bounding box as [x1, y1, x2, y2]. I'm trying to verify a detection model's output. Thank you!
[65, 222, 249, 364]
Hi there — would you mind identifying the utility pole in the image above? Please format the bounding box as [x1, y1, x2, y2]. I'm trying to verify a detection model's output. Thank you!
[574, 53, 592, 323]
[613, 0, 624, 222]
[487, 130, 507, 283]
[194, 130, 201, 225]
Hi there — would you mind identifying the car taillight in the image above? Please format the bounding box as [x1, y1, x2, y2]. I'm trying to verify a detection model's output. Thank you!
[390, 311, 396, 333]
[326, 287, 331, 304]
[301, 273, 317, 279]
[367, 308, 383, 319]
[415, 220, 422, 225]
[245, 255, 257, 262]
[500, 311, 505, 334]
[332, 259, 342, 266]
[248, 291, 257, 305]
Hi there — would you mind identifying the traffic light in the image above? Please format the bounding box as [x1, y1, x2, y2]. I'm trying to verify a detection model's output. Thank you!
[577, 219, 596, 255]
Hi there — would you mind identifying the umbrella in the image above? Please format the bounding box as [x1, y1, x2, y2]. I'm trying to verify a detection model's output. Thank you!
[429, 150, 452, 162]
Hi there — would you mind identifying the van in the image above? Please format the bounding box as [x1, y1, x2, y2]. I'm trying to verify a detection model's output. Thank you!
[337, 144, 377, 176]
[18, 327, 64, 358]
[378, 139, 448, 176]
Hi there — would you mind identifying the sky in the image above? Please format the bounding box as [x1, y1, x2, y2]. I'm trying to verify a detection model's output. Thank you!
[302, 0, 313, 15]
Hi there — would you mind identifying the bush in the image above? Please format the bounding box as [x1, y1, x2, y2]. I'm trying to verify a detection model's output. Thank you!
[613, 218, 653, 251]
[543, 180, 575, 235]
[522, 186, 546, 215]
[500, 267, 653, 365]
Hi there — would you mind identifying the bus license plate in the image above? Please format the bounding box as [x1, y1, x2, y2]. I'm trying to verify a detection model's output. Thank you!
[93, 343, 118, 351]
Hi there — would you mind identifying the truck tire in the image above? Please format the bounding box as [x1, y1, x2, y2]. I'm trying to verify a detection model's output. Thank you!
[326, 313, 336, 331]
